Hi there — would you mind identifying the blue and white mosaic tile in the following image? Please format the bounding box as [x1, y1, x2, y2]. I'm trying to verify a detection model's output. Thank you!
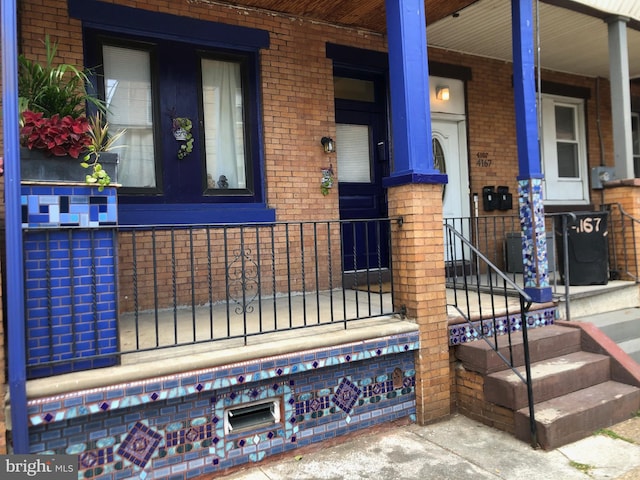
[28, 334, 418, 480]
[518, 178, 550, 290]
[21, 184, 117, 228]
[448, 306, 555, 345]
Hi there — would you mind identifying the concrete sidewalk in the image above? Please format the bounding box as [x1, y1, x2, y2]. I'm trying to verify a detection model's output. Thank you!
[214, 414, 640, 480]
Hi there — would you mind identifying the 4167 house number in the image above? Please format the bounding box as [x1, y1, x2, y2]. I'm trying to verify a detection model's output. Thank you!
[476, 152, 491, 167]
[571, 216, 603, 234]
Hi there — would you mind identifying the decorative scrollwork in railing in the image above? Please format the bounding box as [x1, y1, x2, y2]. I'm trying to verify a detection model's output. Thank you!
[226, 246, 259, 315]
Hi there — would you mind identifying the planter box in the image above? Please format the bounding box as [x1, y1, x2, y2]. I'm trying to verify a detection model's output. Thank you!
[21, 147, 119, 184]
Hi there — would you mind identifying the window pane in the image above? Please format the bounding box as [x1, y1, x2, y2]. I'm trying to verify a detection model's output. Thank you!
[103, 45, 156, 188]
[202, 59, 247, 190]
[334, 77, 375, 102]
[557, 143, 579, 177]
[555, 105, 575, 141]
[336, 124, 371, 183]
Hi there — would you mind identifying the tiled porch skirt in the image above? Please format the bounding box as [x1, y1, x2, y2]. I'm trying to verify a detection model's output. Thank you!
[27, 331, 418, 479]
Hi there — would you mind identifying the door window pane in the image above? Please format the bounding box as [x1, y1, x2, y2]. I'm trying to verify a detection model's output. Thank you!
[202, 58, 247, 190]
[554, 104, 579, 178]
[555, 106, 575, 140]
[334, 77, 375, 102]
[336, 124, 371, 183]
[557, 143, 579, 177]
[103, 45, 156, 188]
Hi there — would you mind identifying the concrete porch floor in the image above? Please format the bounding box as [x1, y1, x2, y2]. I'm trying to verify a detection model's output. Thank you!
[26, 278, 635, 400]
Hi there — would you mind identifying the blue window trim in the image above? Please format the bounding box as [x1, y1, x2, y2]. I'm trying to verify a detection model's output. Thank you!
[69, 0, 275, 225]
[68, 0, 269, 50]
[119, 204, 275, 226]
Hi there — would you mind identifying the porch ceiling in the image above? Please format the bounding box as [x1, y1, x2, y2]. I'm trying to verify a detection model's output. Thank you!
[221, 0, 640, 80]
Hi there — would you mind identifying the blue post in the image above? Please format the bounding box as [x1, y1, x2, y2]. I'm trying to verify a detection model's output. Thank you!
[1, 0, 30, 453]
[512, 0, 552, 303]
[383, 0, 447, 187]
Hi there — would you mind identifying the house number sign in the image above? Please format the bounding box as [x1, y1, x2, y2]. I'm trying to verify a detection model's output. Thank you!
[571, 216, 604, 234]
[476, 152, 492, 167]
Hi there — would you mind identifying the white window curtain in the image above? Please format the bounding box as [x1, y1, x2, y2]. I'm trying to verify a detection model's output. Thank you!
[201, 58, 246, 189]
[103, 45, 156, 188]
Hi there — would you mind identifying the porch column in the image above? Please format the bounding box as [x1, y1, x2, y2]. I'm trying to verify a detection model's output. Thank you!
[384, 0, 449, 424]
[512, 0, 552, 303]
[1, 0, 29, 453]
[607, 16, 634, 180]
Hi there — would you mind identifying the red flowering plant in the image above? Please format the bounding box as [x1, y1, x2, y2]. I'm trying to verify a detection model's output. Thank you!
[20, 110, 92, 158]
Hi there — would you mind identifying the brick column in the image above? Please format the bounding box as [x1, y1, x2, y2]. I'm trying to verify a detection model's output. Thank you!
[387, 183, 450, 424]
[603, 179, 640, 280]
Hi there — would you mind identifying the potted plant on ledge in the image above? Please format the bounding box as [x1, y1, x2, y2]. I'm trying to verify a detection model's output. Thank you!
[18, 35, 123, 189]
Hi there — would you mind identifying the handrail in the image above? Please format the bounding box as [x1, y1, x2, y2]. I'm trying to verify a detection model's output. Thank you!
[445, 224, 538, 448]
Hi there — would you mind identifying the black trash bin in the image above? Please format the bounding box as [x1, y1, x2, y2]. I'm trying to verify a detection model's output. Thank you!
[555, 212, 609, 285]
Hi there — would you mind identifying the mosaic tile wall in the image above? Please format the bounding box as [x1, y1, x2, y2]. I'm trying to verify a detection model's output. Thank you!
[22, 184, 118, 228]
[448, 306, 556, 345]
[22, 184, 119, 378]
[28, 333, 418, 480]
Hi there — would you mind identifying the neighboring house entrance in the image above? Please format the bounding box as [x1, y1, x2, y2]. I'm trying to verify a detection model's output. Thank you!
[334, 72, 389, 273]
[432, 115, 469, 222]
[432, 94, 470, 264]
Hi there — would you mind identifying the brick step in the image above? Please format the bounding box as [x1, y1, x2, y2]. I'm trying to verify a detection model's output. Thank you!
[455, 325, 581, 375]
[514, 381, 640, 450]
[485, 351, 611, 411]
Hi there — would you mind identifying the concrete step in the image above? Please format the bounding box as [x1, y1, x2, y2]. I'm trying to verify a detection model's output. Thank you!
[455, 325, 581, 375]
[485, 351, 611, 411]
[619, 338, 640, 364]
[514, 380, 640, 450]
[578, 307, 640, 343]
[555, 281, 639, 319]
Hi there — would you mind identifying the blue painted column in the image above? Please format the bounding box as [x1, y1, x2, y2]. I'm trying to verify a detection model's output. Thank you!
[383, 0, 447, 186]
[1, 0, 30, 453]
[512, 0, 552, 303]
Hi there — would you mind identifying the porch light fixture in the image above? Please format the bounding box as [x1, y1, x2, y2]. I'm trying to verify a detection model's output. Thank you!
[436, 86, 450, 101]
[321, 136, 335, 153]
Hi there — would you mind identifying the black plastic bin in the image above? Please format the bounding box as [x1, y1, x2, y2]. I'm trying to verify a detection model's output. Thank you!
[555, 212, 609, 286]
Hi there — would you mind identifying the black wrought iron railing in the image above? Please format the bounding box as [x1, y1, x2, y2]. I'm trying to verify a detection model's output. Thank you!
[23, 218, 399, 375]
[445, 223, 538, 448]
[444, 207, 639, 320]
[603, 203, 640, 282]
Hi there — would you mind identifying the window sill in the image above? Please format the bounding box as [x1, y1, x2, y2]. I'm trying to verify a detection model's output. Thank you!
[118, 203, 276, 225]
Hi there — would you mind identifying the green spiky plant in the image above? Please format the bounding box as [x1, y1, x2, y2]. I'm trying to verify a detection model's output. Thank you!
[18, 35, 106, 121]
[81, 113, 126, 191]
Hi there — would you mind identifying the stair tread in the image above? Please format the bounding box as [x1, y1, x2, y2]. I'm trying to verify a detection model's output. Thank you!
[517, 380, 640, 423]
[456, 325, 581, 374]
[577, 307, 640, 327]
[488, 350, 609, 384]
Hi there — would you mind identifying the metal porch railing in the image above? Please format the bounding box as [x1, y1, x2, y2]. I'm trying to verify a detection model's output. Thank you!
[445, 223, 538, 448]
[23, 218, 400, 375]
[444, 206, 639, 320]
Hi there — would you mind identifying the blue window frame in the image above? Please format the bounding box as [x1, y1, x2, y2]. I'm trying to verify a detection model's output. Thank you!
[71, 0, 274, 224]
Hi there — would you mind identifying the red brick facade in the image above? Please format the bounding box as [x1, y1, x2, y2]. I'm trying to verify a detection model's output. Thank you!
[2, 0, 633, 450]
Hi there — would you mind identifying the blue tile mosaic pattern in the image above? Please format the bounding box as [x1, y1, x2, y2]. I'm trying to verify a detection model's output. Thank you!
[448, 306, 555, 345]
[28, 333, 418, 479]
[518, 178, 550, 289]
[21, 184, 117, 228]
[21, 184, 119, 378]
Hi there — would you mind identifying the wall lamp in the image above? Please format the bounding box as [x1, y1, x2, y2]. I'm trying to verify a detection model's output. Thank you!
[436, 86, 450, 101]
[321, 136, 335, 153]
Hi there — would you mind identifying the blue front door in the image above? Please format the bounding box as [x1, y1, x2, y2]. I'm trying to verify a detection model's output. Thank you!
[334, 72, 389, 273]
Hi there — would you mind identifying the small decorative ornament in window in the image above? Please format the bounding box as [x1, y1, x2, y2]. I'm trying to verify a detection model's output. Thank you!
[172, 116, 194, 159]
[321, 164, 335, 196]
